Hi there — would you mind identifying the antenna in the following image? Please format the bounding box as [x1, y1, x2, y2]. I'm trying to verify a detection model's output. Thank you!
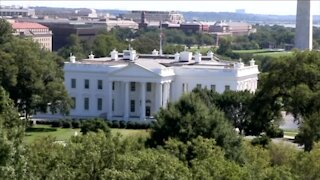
[159, 20, 163, 56]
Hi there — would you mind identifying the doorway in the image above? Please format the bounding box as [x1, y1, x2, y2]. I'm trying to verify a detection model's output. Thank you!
[145, 106, 151, 117]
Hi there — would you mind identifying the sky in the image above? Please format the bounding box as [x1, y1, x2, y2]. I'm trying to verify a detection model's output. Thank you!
[1, 0, 320, 15]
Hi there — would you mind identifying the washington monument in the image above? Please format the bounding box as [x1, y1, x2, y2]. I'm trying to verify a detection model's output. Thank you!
[295, 0, 313, 50]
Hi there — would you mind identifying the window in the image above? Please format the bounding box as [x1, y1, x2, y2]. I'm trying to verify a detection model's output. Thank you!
[97, 80, 103, 90]
[130, 82, 135, 91]
[112, 82, 115, 90]
[84, 79, 89, 89]
[211, 85, 216, 91]
[147, 82, 152, 92]
[71, 79, 76, 88]
[71, 97, 76, 109]
[84, 97, 89, 110]
[112, 99, 114, 111]
[225, 85, 230, 91]
[130, 100, 135, 112]
[97, 98, 102, 111]
[196, 84, 202, 89]
[182, 83, 188, 93]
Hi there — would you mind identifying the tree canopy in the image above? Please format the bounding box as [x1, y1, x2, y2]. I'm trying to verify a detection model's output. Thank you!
[0, 19, 71, 118]
[148, 93, 243, 162]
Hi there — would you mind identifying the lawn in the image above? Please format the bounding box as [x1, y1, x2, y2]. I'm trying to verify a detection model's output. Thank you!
[24, 125, 150, 144]
[253, 51, 292, 58]
[233, 49, 292, 58]
[233, 49, 272, 54]
[283, 129, 298, 138]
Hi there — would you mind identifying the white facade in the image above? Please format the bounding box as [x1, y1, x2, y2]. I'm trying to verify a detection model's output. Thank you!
[64, 50, 259, 121]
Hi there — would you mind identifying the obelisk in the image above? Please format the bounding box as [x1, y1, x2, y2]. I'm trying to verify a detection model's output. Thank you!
[295, 0, 313, 50]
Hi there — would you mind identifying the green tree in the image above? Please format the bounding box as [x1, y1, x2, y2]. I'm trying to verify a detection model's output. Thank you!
[0, 87, 26, 179]
[296, 111, 320, 151]
[0, 19, 13, 44]
[57, 34, 86, 59]
[0, 22, 72, 118]
[254, 51, 320, 148]
[217, 90, 254, 134]
[92, 33, 126, 57]
[148, 93, 243, 161]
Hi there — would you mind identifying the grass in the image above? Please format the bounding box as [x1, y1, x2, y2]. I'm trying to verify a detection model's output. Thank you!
[24, 125, 150, 144]
[253, 51, 292, 58]
[233, 49, 293, 58]
[24, 125, 80, 144]
[283, 129, 298, 137]
[233, 49, 272, 54]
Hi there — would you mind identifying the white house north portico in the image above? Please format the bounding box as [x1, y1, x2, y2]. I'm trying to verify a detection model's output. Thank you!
[64, 49, 259, 121]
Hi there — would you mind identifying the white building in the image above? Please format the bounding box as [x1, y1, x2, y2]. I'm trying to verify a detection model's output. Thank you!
[64, 49, 259, 121]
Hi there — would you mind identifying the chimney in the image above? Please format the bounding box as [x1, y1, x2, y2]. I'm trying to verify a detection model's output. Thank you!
[130, 49, 136, 61]
[179, 51, 192, 62]
[250, 58, 255, 66]
[195, 52, 202, 63]
[207, 51, 214, 59]
[236, 58, 244, 68]
[69, 53, 76, 63]
[174, 52, 180, 61]
[152, 49, 159, 56]
[110, 49, 118, 60]
[88, 51, 94, 60]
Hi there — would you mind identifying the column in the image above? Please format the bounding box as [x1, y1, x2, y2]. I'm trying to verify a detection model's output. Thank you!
[140, 82, 146, 120]
[107, 81, 113, 120]
[155, 83, 163, 111]
[167, 82, 171, 103]
[163, 82, 168, 108]
[124, 81, 129, 120]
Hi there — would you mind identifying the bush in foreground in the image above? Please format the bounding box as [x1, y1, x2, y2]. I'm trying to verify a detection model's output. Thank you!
[80, 118, 110, 135]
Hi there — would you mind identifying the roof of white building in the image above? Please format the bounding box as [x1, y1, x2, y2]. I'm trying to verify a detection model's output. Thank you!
[65, 50, 259, 78]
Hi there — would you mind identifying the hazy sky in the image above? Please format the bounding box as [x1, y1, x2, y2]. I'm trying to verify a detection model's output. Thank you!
[1, 0, 320, 15]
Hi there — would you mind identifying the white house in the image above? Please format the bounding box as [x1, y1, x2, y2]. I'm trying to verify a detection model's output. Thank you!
[64, 49, 259, 121]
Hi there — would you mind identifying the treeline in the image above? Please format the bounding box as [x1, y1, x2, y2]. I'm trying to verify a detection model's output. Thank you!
[58, 24, 320, 61]
[57, 27, 216, 59]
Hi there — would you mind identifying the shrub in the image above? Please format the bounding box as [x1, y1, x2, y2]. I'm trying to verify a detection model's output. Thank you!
[119, 120, 126, 129]
[266, 125, 284, 138]
[80, 119, 110, 135]
[111, 120, 120, 128]
[51, 120, 62, 128]
[62, 120, 72, 128]
[251, 134, 271, 147]
[71, 120, 81, 129]
[36, 120, 52, 125]
[106, 120, 112, 127]
[126, 121, 135, 129]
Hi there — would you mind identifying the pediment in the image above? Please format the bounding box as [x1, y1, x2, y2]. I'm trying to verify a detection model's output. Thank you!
[110, 63, 160, 78]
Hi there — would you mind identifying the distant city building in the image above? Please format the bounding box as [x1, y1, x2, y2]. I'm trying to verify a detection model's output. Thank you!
[13, 18, 107, 50]
[64, 48, 259, 120]
[35, 8, 102, 19]
[121, 10, 184, 24]
[210, 21, 255, 36]
[10, 21, 52, 51]
[235, 9, 246, 14]
[106, 18, 138, 31]
[0, 5, 35, 17]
